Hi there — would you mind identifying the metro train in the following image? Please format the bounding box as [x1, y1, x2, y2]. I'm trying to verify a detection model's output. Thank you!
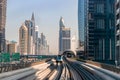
[56, 55, 63, 63]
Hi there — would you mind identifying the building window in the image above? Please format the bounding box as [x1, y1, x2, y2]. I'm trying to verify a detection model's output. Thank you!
[22, 29, 24, 39]
[110, 4, 114, 13]
[116, 2, 119, 10]
[116, 35, 120, 41]
[30, 22, 33, 27]
[99, 39, 103, 59]
[96, 19, 104, 29]
[96, 4, 104, 13]
[116, 14, 119, 20]
[88, 13, 93, 20]
[116, 40, 120, 46]
[31, 29, 32, 36]
[109, 20, 114, 29]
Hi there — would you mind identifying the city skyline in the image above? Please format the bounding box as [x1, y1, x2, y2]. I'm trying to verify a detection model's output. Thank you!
[6, 0, 78, 54]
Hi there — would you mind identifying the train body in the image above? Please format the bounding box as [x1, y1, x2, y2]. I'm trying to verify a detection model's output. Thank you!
[56, 55, 63, 63]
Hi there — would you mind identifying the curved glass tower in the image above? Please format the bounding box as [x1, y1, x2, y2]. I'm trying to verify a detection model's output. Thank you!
[59, 17, 71, 54]
[78, 0, 85, 46]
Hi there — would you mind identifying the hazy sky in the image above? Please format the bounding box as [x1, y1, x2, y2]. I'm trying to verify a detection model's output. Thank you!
[6, 0, 78, 54]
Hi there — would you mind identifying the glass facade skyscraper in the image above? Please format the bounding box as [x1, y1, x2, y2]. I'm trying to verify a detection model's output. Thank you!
[78, 0, 85, 46]
[115, 0, 120, 65]
[59, 17, 71, 54]
[85, 0, 115, 61]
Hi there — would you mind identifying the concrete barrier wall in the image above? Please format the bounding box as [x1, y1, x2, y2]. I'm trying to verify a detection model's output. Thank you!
[77, 59, 120, 73]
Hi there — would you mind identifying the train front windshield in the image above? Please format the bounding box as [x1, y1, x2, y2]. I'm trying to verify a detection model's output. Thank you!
[58, 55, 62, 59]
[56, 55, 63, 62]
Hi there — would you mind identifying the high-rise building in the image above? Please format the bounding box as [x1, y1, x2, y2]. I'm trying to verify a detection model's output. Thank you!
[78, 0, 85, 47]
[62, 28, 71, 52]
[19, 24, 28, 55]
[59, 17, 71, 54]
[38, 33, 49, 55]
[35, 26, 39, 55]
[31, 13, 36, 44]
[19, 13, 36, 55]
[0, 0, 7, 52]
[38, 38, 41, 55]
[7, 41, 18, 55]
[115, 0, 120, 65]
[71, 35, 77, 55]
[41, 33, 46, 46]
[46, 45, 49, 54]
[25, 20, 35, 55]
[85, 0, 115, 60]
[19, 13, 49, 55]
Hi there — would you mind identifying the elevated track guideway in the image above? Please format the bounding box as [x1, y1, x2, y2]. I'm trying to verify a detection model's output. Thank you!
[0, 58, 120, 80]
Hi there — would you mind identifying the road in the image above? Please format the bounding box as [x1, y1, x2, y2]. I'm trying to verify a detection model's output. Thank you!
[0, 58, 120, 80]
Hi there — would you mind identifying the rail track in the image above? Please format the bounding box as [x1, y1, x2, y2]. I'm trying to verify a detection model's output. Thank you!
[19, 61, 63, 80]
[2, 58, 118, 80]
[64, 58, 103, 80]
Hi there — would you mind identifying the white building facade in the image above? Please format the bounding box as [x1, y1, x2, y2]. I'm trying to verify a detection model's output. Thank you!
[59, 17, 71, 54]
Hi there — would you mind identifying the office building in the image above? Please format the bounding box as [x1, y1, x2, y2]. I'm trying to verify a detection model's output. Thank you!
[25, 13, 36, 55]
[71, 35, 77, 55]
[85, 0, 115, 60]
[7, 41, 18, 55]
[25, 20, 33, 55]
[115, 0, 120, 65]
[40, 33, 49, 55]
[0, 0, 7, 52]
[78, 0, 85, 47]
[59, 17, 71, 54]
[19, 24, 28, 55]
[38, 38, 41, 55]
[35, 26, 39, 55]
[19, 13, 49, 55]
[41, 33, 46, 47]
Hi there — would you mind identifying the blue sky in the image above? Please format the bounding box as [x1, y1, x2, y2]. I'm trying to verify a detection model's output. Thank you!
[6, 0, 78, 54]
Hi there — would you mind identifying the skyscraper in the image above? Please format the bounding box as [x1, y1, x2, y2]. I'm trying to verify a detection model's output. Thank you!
[78, 0, 85, 47]
[85, 0, 115, 61]
[19, 24, 28, 55]
[40, 33, 49, 55]
[41, 33, 46, 47]
[19, 13, 49, 55]
[59, 17, 71, 54]
[0, 0, 7, 52]
[31, 13, 36, 44]
[71, 35, 77, 55]
[35, 26, 39, 55]
[25, 20, 34, 55]
[19, 13, 36, 55]
[115, 0, 120, 65]
[7, 41, 18, 55]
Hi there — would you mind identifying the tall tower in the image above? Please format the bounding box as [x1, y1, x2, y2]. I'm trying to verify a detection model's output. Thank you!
[78, 0, 85, 47]
[31, 13, 35, 22]
[59, 17, 65, 28]
[59, 17, 71, 54]
[59, 17, 65, 54]
[31, 13, 36, 54]
[0, 0, 7, 52]
[25, 20, 34, 55]
[35, 26, 39, 55]
[115, 0, 120, 65]
[19, 24, 28, 55]
[19, 13, 36, 55]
